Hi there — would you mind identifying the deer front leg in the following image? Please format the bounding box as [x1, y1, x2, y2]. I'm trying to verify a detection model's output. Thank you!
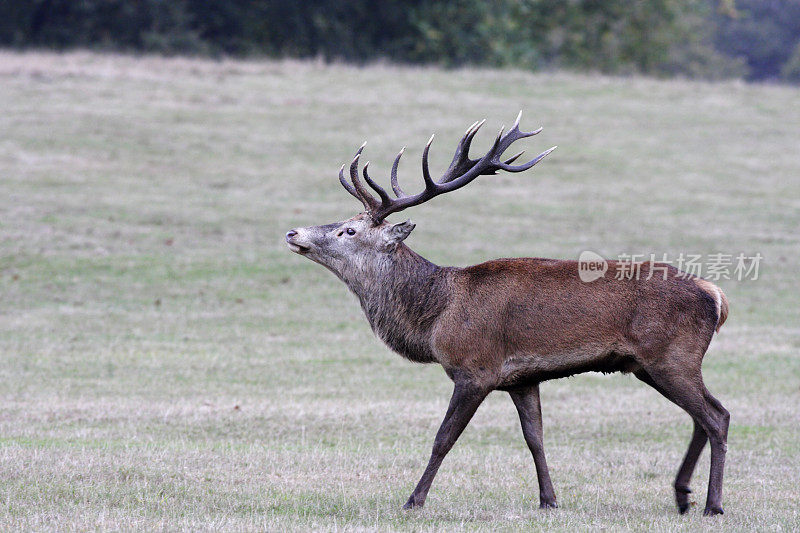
[403, 380, 489, 509]
[509, 384, 558, 508]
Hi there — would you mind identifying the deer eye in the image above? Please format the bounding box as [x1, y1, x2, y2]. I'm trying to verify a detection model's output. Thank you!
[346, 228, 356, 236]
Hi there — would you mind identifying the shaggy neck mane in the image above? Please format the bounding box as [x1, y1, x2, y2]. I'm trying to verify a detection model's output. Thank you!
[338, 244, 451, 363]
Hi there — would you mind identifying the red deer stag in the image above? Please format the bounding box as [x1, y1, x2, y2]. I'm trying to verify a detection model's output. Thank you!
[285, 113, 730, 516]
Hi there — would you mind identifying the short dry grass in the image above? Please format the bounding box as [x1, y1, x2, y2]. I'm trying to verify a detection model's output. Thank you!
[0, 51, 798, 531]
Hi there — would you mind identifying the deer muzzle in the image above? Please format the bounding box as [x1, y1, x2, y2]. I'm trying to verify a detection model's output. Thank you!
[285, 229, 310, 254]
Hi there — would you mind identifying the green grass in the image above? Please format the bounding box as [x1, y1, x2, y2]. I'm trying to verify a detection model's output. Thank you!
[1, 51, 799, 531]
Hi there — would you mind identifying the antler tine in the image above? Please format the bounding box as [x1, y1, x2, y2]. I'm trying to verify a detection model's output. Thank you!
[503, 150, 525, 165]
[439, 119, 485, 184]
[495, 119, 542, 156]
[492, 125, 505, 154]
[349, 152, 366, 196]
[339, 164, 361, 201]
[347, 145, 381, 211]
[512, 109, 522, 130]
[421, 134, 436, 190]
[390, 147, 406, 197]
[507, 110, 541, 138]
[466, 119, 486, 141]
[496, 145, 557, 172]
[362, 161, 392, 205]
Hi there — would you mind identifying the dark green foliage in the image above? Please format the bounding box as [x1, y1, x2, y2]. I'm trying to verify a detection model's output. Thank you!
[713, 0, 800, 81]
[782, 41, 800, 82]
[0, 0, 797, 82]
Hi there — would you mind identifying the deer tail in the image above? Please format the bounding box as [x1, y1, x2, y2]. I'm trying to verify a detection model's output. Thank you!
[694, 278, 729, 333]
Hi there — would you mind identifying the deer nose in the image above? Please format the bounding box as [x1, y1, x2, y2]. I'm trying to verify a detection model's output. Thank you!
[285, 230, 298, 242]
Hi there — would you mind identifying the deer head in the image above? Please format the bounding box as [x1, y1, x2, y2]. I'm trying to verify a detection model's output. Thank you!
[285, 111, 556, 276]
[285, 213, 415, 274]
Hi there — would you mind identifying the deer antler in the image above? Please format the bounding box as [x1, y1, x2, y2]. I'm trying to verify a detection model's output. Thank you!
[338, 112, 556, 223]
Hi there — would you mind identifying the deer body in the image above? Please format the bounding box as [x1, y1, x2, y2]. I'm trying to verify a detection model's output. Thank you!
[328, 228, 723, 388]
[286, 114, 730, 516]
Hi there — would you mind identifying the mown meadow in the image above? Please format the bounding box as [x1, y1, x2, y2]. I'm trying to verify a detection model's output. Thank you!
[1, 51, 798, 531]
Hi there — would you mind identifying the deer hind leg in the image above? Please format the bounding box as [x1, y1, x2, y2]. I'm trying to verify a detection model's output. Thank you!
[634, 370, 707, 514]
[700, 386, 730, 515]
[509, 384, 558, 509]
[674, 421, 708, 514]
[635, 362, 728, 516]
[403, 380, 489, 510]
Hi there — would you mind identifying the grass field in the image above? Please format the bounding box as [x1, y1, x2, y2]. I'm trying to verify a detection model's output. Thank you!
[1, 51, 799, 531]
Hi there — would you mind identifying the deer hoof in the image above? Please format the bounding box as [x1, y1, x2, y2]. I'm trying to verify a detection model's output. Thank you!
[675, 486, 692, 514]
[402, 495, 424, 510]
[539, 500, 558, 509]
[703, 506, 724, 516]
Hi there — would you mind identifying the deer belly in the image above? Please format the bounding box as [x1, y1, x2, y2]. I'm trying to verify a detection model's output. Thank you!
[497, 347, 638, 386]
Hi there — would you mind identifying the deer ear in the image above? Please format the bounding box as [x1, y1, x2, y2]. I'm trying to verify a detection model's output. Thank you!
[384, 219, 415, 247]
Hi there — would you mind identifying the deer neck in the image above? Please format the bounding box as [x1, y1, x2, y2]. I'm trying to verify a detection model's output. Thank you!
[338, 244, 451, 363]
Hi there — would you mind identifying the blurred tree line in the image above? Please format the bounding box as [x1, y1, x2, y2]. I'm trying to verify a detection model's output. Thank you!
[1, 0, 799, 83]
